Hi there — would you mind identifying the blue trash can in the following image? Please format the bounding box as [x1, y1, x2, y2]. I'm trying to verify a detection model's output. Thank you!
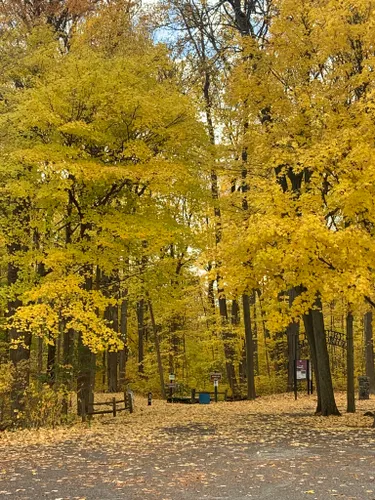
[199, 392, 211, 404]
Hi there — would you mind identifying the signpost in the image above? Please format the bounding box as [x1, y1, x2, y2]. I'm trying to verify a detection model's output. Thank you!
[294, 360, 312, 399]
[210, 373, 222, 402]
[296, 359, 308, 380]
[169, 374, 175, 399]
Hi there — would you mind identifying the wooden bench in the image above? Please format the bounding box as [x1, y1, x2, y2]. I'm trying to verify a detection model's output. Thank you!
[191, 389, 228, 403]
[167, 389, 228, 404]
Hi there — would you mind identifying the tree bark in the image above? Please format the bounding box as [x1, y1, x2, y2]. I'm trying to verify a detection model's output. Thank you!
[219, 296, 238, 396]
[346, 311, 355, 413]
[47, 340, 56, 385]
[301, 290, 340, 416]
[303, 310, 321, 411]
[77, 275, 95, 417]
[8, 242, 31, 414]
[364, 311, 375, 394]
[106, 302, 118, 393]
[136, 299, 145, 374]
[243, 293, 256, 399]
[119, 297, 128, 390]
[148, 300, 166, 399]
[311, 296, 340, 416]
[287, 289, 299, 391]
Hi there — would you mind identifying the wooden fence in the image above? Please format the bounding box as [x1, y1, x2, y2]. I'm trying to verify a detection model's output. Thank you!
[81, 390, 134, 422]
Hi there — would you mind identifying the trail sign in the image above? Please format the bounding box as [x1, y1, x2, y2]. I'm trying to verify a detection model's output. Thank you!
[294, 359, 312, 400]
[210, 372, 222, 382]
[296, 360, 307, 380]
[169, 373, 175, 381]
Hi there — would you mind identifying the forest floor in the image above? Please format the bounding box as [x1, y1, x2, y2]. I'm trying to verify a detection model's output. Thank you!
[1, 392, 375, 500]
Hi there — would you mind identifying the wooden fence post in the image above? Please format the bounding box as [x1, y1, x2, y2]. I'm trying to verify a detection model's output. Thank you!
[112, 397, 117, 417]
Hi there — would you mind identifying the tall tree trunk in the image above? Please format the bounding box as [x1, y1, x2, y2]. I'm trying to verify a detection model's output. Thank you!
[137, 299, 145, 374]
[8, 242, 31, 414]
[103, 272, 119, 393]
[119, 297, 128, 390]
[219, 296, 238, 396]
[37, 337, 43, 378]
[106, 302, 118, 393]
[346, 311, 355, 413]
[252, 298, 259, 375]
[257, 290, 271, 378]
[303, 309, 321, 411]
[77, 275, 95, 417]
[287, 289, 300, 391]
[243, 293, 256, 400]
[148, 300, 166, 399]
[47, 340, 56, 385]
[364, 311, 375, 394]
[233, 300, 246, 385]
[311, 296, 340, 416]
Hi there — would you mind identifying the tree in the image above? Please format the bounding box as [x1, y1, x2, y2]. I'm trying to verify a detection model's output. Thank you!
[0, 2, 206, 417]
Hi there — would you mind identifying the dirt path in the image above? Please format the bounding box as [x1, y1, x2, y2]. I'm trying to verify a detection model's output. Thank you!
[1, 394, 375, 499]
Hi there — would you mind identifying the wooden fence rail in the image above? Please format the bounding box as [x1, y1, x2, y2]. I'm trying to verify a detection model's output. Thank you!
[81, 391, 134, 422]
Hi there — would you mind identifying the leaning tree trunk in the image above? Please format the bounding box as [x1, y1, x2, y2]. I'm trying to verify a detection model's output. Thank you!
[364, 311, 375, 395]
[346, 311, 355, 413]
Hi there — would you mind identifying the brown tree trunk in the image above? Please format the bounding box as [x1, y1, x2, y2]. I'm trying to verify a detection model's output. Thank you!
[8, 242, 31, 414]
[137, 299, 145, 374]
[77, 275, 95, 417]
[106, 302, 118, 393]
[364, 311, 375, 394]
[103, 272, 119, 393]
[346, 311, 355, 413]
[287, 289, 300, 391]
[119, 297, 128, 390]
[219, 296, 238, 396]
[232, 300, 246, 385]
[243, 293, 256, 400]
[77, 336, 95, 417]
[303, 309, 321, 411]
[37, 337, 43, 377]
[311, 296, 340, 416]
[148, 300, 166, 399]
[47, 341, 56, 385]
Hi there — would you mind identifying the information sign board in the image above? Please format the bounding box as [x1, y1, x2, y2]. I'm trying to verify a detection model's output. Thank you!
[296, 360, 308, 380]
